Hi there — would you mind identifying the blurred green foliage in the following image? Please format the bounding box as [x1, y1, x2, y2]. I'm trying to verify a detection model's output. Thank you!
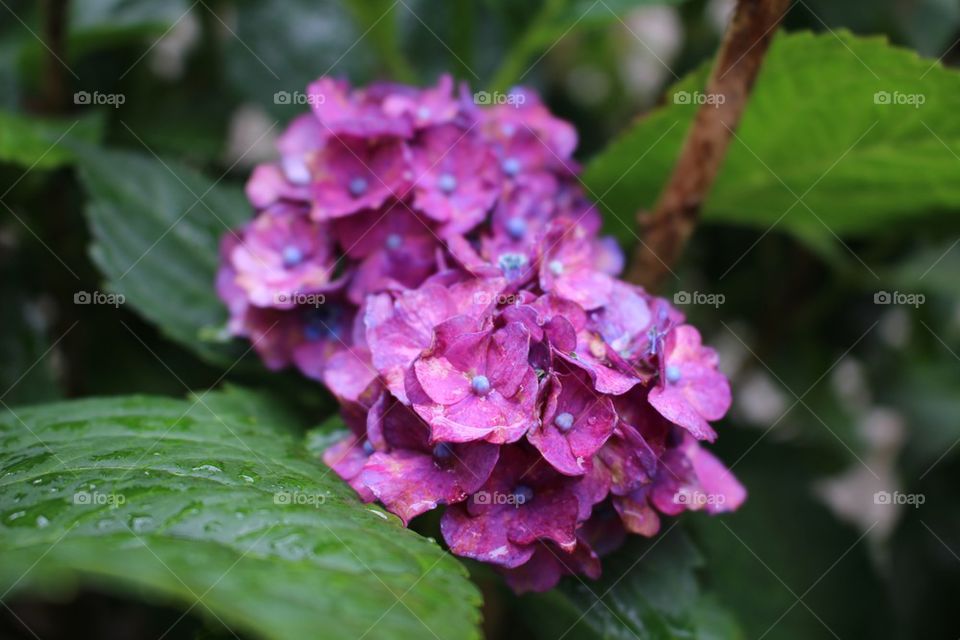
[1, 1, 959, 638]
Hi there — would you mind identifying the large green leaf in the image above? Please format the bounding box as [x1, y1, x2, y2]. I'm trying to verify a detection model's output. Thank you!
[0, 389, 482, 640]
[584, 31, 960, 246]
[0, 111, 103, 169]
[517, 529, 743, 639]
[77, 145, 250, 366]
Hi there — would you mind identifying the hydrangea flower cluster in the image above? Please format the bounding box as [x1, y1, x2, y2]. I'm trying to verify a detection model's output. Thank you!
[217, 75, 745, 592]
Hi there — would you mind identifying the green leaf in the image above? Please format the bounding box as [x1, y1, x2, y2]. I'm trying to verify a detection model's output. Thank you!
[518, 530, 743, 640]
[584, 31, 960, 247]
[0, 390, 482, 640]
[488, 0, 686, 91]
[76, 145, 250, 367]
[0, 111, 103, 169]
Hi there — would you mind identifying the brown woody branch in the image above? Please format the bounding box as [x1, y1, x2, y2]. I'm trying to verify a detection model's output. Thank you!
[627, 0, 791, 289]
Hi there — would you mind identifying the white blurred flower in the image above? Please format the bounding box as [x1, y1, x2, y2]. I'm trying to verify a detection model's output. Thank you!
[619, 6, 683, 100]
[148, 10, 201, 81]
[705, 0, 737, 35]
[223, 104, 278, 168]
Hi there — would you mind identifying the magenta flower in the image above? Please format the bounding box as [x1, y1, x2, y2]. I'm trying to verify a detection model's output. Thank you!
[649, 434, 746, 516]
[322, 433, 378, 503]
[307, 77, 413, 138]
[500, 536, 600, 594]
[410, 124, 502, 233]
[539, 220, 614, 310]
[245, 164, 310, 210]
[358, 395, 499, 524]
[648, 324, 731, 441]
[364, 274, 504, 403]
[440, 446, 581, 567]
[480, 88, 578, 176]
[332, 207, 440, 304]
[526, 368, 617, 475]
[310, 136, 411, 220]
[226, 205, 335, 309]
[219, 75, 745, 594]
[411, 320, 539, 444]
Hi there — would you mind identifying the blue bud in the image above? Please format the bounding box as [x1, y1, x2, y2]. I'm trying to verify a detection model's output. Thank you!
[471, 374, 491, 395]
[666, 365, 682, 384]
[348, 176, 368, 196]
[281, 245, 304, 268]
[505, 216, 527, 239]
[437, 173, 457, 194]
[554, 412, 575, 432]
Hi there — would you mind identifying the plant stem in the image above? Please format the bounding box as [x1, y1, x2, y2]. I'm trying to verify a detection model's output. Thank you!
[627, 0, 792, 290]
[40, 0, 70, 113]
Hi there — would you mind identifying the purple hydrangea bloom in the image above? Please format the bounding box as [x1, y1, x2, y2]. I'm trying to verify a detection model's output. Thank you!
[381, 74, 460, 131]
[410, 124, 502, 233]
[218, 75, 744, 594]
[359, 395, 499, 524]
[364, 274, 504, 403]
[225, 204, 336, 309]
[539, 219, 614, 310]
[411, 320, 539, 444]
[526, 368, 617, 475]
[307, 77, 414, 138]
[309, 136, 411, 220]
[648, 324, 731, 441]
[440, 446, 581, 567]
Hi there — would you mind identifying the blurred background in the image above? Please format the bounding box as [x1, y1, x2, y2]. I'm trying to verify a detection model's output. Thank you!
[1, 0, 959, 638]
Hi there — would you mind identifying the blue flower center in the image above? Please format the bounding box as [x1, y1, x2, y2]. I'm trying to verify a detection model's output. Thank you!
[502, 157, 521, 176]
[505, 216, 527, 239]
[303, 307, 339, 342]
[548, 259, 564, 276]
[437, 173, 457, 194]
[665, 365, 682, 384]
[554, 412, 575, 432]
[362, 441, 375, 455]
[512, 485, 533, 505]
[497, 252, 528, 279]
[385, 233, 403, 250]
[417, 106, 432, 121]
[281, 245, 304, 268]
[470, 374, 491, 396]
[348, 176, 368, 196]
[432, 442, 453, 461]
